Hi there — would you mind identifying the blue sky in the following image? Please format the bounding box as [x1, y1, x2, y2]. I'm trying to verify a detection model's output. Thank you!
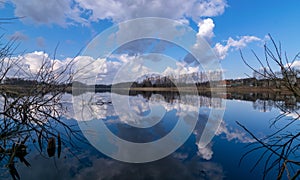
[1, 0, 300, 80]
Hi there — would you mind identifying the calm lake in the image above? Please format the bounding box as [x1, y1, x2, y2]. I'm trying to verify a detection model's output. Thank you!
[2, 92, 299, 180]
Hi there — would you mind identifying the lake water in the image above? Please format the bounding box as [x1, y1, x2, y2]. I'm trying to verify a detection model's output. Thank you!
[2, 92, 299, 180]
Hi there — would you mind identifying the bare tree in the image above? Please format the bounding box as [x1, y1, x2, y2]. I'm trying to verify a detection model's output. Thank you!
[239, 34, 300, 180]
[0, 36, 84, 179]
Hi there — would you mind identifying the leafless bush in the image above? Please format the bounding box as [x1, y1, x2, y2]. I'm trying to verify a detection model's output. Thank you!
[239, 35, 300, 180]
[0, 37, 84, 179]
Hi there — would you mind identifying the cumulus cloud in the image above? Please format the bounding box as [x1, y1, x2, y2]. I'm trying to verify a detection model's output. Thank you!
[3, 51, 72, 79]
[7, 0, 226, 26]
[7, 0, 260, 62]
[197, 18, 215, 40]
[4, 51, 205, 85]
[287, 60, 300, 70]
[71, 55, 109, 84]
[20, 51, 49, 73]
[214, 36, 262, 59]
[10, 0, 87, 26]
[185, 18, 222, 71]
[3, 51, 120, 84]
[109, 18, 195, 58]
[162, 62, 199, 78]
[179, 18, 262, 63]
[4, 0, 217, 26]
[193, 18, 216, 48]
[76, 0, 227, 23]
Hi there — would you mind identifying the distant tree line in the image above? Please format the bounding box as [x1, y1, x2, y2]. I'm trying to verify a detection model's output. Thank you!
[130, 73, 300, 89]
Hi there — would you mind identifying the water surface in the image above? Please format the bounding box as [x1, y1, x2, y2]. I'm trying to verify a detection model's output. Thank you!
[4, 92, 299, 180]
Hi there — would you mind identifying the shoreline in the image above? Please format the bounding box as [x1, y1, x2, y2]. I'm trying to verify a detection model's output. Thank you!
[1, 84, 296, 94]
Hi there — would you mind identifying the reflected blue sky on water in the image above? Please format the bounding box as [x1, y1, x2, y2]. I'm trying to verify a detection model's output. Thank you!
[6, 93, 298, 179]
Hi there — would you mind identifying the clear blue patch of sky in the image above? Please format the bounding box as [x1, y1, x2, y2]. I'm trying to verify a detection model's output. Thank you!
[213, 0, 300, 78]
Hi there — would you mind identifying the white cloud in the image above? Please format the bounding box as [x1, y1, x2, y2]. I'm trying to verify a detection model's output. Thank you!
[8, 0, 227, 26]
[192, 118, 254, 160]
[183, 18, 262, 64]
[76, 0, 227, 23]
[214, 36, 262, 59]
[3, 51, 71, 80]
[216, 120, 255, 143]
[109, 18, 194, 57]
[3, 50, 225, 86]
[7, 0, 262, 63]
[287, 60, 300, 70]
[18, 51, 50, 74]
[11, 52, 117, 84]
[10, 0, 87, 26]
[227, 36, 261, 48]
[3, 32, 261, 84]
[3, 52, 153, 85]
[197, 18, 215, 40]
[196, 142, 214, 160]
[162, 62, 199, 78]
[7, 0, 261, 62]
[187, 18, 221, 70]
[213, 42, 229, 60]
